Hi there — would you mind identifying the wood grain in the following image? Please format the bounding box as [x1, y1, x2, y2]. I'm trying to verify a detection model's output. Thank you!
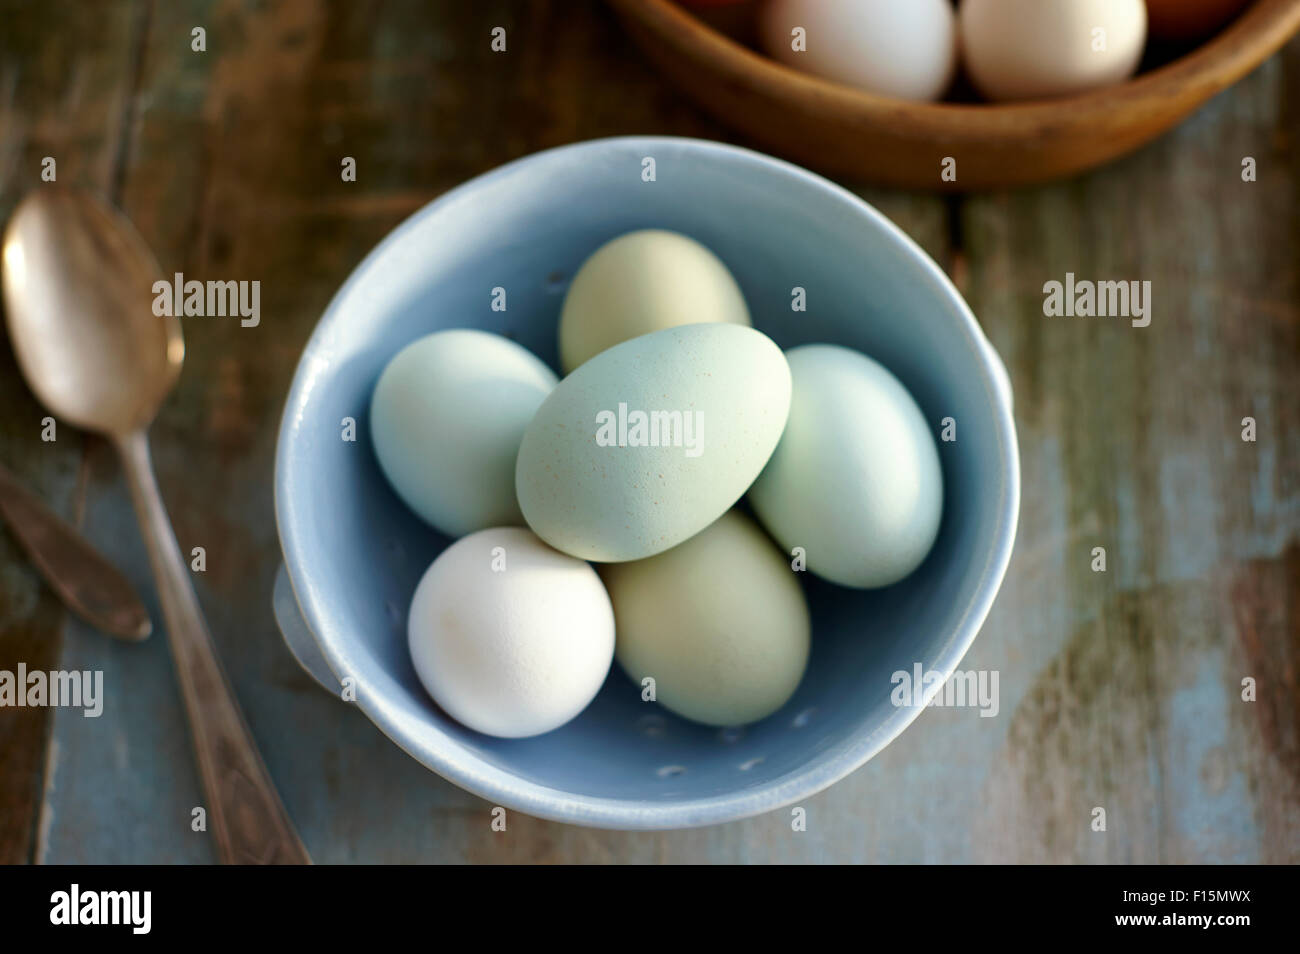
[0, 0, 141, 865]
[0, 0, 1295, 863]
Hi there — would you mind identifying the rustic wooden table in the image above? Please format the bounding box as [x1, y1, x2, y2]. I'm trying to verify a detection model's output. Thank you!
[1, 0, 1296, 864]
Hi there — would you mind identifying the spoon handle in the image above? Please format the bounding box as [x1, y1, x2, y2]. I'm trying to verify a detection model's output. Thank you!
[114, 429, 311, 865]
[0, 459, 152, 641]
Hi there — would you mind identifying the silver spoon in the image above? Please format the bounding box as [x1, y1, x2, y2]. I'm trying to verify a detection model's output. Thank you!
[2, 187, 309, 864]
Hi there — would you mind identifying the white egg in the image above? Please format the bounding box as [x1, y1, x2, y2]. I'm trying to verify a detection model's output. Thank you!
[370, 329, 557, 538]
[601, 510, 809, 727]
[759, 0, 957, 102]
[748, 345, 943, 589]
[960, 0, 1148, 102]
[408, 527, 615, 738]
[559, 229, 750, 374]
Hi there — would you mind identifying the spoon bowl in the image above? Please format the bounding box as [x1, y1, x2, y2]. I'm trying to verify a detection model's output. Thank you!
[2, 188, 181, 437]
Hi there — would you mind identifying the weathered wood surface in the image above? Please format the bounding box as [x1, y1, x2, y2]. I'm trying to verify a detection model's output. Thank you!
[0, 0, 1296, 863]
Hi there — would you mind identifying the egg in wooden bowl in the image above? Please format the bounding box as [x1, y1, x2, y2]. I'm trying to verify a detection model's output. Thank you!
[607, 0, 1300, 189]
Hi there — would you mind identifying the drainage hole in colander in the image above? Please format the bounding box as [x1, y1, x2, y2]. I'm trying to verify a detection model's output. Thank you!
[738, 757, 765, 772]
[717, 726, 744, 744]
[635, 714, 668, 738]
[792, 707, 817, 728]
[656, 764, 687, 778]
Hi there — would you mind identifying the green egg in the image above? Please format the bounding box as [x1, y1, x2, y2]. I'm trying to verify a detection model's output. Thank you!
[516, 323, 791, 562]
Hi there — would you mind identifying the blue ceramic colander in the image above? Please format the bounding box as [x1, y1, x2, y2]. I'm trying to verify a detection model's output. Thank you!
[273, 137, 1019, 829]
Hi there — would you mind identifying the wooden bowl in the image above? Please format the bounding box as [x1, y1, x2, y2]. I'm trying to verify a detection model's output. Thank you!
[607, 0, 1300, 190]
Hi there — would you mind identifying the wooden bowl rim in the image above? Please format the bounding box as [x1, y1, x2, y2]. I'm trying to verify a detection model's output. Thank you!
[612, 0, 1300, 138]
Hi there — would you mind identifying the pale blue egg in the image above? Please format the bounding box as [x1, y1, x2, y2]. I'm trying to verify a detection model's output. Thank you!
[749, 344, 943, 589]
[516, 323, 791, 562]
[371, 329, 557, 538]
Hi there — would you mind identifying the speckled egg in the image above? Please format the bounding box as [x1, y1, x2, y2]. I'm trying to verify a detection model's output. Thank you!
[516, 323, 791, 562]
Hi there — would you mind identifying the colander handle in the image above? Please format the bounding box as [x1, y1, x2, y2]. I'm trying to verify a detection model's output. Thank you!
[273, 563, 341, 696]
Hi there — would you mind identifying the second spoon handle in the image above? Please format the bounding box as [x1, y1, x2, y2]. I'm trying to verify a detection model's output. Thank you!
[115, 429, 310, 865]
[0, 459, 151, 640]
